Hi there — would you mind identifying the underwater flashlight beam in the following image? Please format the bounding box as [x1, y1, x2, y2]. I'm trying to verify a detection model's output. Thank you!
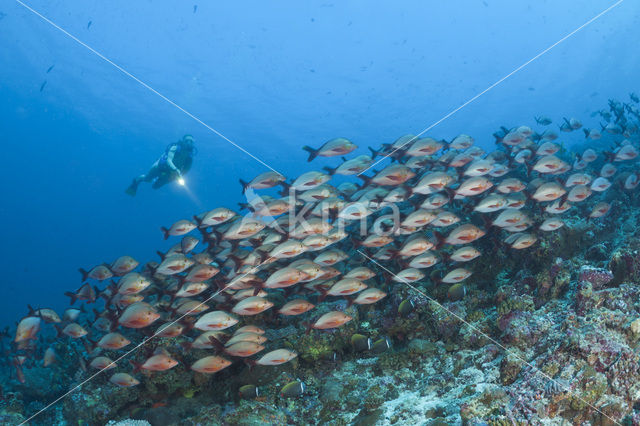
[360, 0, 625, 175]
[14, 0, 283, 176]
[357, 250, 622, 426]
[19, 255, 278, 426]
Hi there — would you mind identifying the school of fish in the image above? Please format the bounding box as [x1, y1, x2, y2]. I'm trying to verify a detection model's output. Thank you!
[7, 95, 640, 401]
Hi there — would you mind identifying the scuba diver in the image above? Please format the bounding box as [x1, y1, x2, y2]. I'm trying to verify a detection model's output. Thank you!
[126, 135, 196, 196]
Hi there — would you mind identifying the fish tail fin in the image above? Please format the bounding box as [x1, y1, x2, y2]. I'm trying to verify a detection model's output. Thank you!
[64, 291, 78, 305]
[85, 338, 97, 353]
[78, 268, 89, 282]
[367, 146, 380, 159]
[156, 251, 166, 261]
[92, 308, 101, 320]
[244, 359, 257, 370]
[303, 322, 313, 335]
[603, 151, 615, 162]
[238, 202, 255, 212]
[356, 174, 372, 189]
[251, 282, 264, 297]
[433, 231, 445, 249]
[328, 207, 339, 223]
[147, 262, 159, 276]
[129, 359, 143, 374]
[444, 187, 456, 201]
[278, 181, 291, 197]
[27, 304, 36, 316]
[192, 215, 203, 227]
[212, 278, 227, 291]
[525, 162, 533, 178]
[226, 254, 243, 270]
[207, 336, 225, 353]
[90, 285, 100, 304]
[204, 230, 221, 248]
[583, 129, 590, 138]
[53, 324, 63, 338]
[302, 146, 318, 162]
[480, 215, 493, 231]
[322, 166, 337, 176]
[345, 296, 354, 308]
[160, 227, 170, 240]
[239, 179, 249, 194]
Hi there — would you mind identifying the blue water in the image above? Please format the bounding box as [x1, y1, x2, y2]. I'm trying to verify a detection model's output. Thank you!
[0, 0, 638, 329]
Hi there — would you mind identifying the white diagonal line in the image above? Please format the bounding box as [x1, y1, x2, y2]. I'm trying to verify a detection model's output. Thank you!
[357, 250, 621, 426]
[360, 0, 625, 175]
[19, 256, 276, 425]
[14, 0, 283, 176]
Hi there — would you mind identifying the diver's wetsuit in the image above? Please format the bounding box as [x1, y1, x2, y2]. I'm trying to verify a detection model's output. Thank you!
[126, 137, 195, 196]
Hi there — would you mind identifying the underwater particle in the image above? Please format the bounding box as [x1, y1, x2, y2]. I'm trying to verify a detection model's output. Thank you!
[239, 384, 259, 399]
[371, 337, 391, 354]
[39, 80, 47, 92]
[351, 333, 372, 352]
[280, 381, 305, 398]
[397, 299, 414, 316]
[193, 4, 197, 13]
[46, 64, 54, 73]
[87, 20, 92, 29]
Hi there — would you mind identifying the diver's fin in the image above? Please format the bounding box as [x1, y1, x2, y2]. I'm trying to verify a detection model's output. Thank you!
[125, 179, 139, 196]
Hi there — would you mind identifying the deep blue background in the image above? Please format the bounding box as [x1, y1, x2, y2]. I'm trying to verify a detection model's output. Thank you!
[0, 0, 638, 327]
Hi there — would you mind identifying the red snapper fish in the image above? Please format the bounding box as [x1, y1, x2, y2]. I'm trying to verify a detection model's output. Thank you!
[161, 219, 196, 240]
[118, 302, 160, 328]
[303, 138, 357, 161]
